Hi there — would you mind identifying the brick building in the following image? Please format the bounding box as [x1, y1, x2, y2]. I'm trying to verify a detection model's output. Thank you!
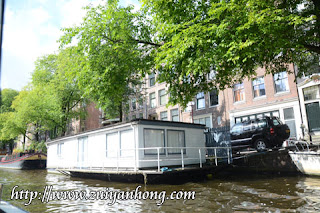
[75, 64, 304, 140]
[226, 65, 302, 139]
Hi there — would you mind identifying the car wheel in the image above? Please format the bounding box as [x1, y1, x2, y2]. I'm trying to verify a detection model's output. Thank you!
[254, 139, 267, 152]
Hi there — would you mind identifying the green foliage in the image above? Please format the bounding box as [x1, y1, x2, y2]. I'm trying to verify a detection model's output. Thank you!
[143, 0, 320, 107]
[0, 88, 19, 113]
[59, 1, 155, 120]
[28, 141, 47, 153]
[0, 48, 86, 143]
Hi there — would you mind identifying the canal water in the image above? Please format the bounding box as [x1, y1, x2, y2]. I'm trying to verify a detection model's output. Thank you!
[1, 169, 320, 212]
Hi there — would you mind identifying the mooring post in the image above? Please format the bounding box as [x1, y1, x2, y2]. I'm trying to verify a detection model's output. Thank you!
[143, 173, 147, 185]
[0, 183, 3, 201]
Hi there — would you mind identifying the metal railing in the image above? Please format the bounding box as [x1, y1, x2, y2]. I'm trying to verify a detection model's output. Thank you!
[55, 146, 232, 173]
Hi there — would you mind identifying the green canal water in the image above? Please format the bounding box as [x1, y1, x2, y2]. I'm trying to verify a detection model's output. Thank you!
[1, 169, 320, 212]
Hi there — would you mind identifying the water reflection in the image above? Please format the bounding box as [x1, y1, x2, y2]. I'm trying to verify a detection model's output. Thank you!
[1, 169, 320, 212]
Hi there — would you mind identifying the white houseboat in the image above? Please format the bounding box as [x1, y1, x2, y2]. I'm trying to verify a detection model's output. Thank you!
[46, 119, 207, 173]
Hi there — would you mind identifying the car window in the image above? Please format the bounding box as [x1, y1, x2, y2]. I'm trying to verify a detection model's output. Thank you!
[272, 117, 282, 126]
[257, 119, 267, 128]
[251, 121, 257, 130]
[231, 124, 242, 134]
[243, 123, 251, 131]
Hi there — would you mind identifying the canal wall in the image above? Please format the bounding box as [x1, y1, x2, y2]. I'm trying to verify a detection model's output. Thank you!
[230, 149, 301, 174]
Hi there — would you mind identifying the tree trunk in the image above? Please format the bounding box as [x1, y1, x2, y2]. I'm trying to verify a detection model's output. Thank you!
[23, 134, 26, 151]
[119, 103, 123, 122]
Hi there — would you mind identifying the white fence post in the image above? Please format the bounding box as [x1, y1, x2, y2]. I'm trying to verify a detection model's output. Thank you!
[134, 147, 137, 172]
[181, 149, 184, 170]
[214, 148, 218, 166]
[157, 148, 160, 172]
[117, 149, 119, 171]
[199, 149, 202, 168]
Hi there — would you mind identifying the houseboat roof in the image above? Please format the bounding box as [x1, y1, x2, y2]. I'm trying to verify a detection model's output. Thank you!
[46, 119, 206, 145]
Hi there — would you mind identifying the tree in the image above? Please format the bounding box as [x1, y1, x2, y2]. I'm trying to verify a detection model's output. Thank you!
[32, 49, 86, 136]
[60, 0, 320, 110]
[59, 1, 155, 120]
[0, 88, 19, 151]
[142, 0, 320, 107]
[0, 48, 87, 148]
[0, 88, 19, 113]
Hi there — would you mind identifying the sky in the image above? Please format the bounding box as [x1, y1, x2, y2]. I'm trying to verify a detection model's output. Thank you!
[1, 0, 140, 91]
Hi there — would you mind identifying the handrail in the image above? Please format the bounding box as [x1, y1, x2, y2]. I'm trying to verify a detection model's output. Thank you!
[55, 146, 232, 172]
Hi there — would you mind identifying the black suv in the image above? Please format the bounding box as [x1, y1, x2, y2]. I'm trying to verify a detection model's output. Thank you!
[230, 116, 290, 152]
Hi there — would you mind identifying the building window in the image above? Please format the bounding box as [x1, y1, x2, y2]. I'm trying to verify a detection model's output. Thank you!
[139, 113, 143, 119]
[144, 129, 165, 155]
[159, 89, 167, 106]
[149, 73, 155, 87]
[303, 85, 319, 101]
[209, 89, 219, 107]
[234, 83, 245, 102]
[138, 98, 144, 109]
[132, 114, 136, 120]
[160, 111, 168, 121]
[234, 110, 280, 123]
[171, 109, 179, 121]
[252, 77, 266, 98]
[150, 92, 156, 108]
[196, 92, 205, 109]
[167, 130, 185, 154]
[131, 98, 136, 110]
[184, 101, 193, 112]
[274, 71, 289, 93]
[194, 117, 212, 128]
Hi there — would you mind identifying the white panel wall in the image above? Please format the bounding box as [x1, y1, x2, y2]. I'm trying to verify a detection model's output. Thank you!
[47, 122, 206, 170]
[136, 125, 206, 168]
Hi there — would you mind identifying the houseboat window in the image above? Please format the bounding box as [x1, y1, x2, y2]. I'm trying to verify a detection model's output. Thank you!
[106, 132, 118, 157]
[77, 137, 88, 164]
[57, 143, 64, 157]
[167, 130, 185, 154]
[120, 130, 134, 157]
[144, 129, 165, 155]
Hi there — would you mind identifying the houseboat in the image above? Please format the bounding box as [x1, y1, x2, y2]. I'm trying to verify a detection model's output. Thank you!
[46, 119, 208, 182]
[0, 152, 46, 170]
